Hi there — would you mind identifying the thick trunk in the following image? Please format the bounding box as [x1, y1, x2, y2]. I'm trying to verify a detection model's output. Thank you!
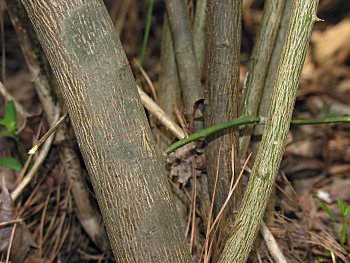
[6, 0, 111, 251]
[20, 1, 191, 262]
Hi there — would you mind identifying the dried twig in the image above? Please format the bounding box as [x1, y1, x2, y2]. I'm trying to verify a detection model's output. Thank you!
[137, 85, 185, 139]
[260, 221, 287, 263]
[5, 218, 18, 263]
[11, 111, 59, 201]
[28, 114, 67, 155]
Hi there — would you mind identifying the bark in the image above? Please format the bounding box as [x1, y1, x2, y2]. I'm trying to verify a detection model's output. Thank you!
[253, 0, 293, 226]
[165, 0, 203, 118]
[158, 16, 182, 124]
[20, 1, 191, 262]
[204, 0, 242, 255]
[239, 0, 286, 159]
[6, 0, 111, 251]
[156, 15, 182, 150]
[219, 1, 320, 262]
[193, 0, 207, 75]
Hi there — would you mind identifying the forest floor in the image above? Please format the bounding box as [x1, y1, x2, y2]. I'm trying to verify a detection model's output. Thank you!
[1, 0, 350, 262]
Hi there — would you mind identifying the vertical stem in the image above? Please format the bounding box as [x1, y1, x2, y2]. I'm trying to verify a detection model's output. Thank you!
[253, 0, 293, 226]
[193, 0, 207, 75]
[165, 0, 203, 118]
[219, 1, 320, 262]
[139, 0, 154, 67]
[239, 0, 286, 159]
[205, 0, 242, 257]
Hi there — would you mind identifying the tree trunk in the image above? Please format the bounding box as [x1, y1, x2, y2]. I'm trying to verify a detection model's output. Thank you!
[20, 1, 191, 262]
[219, 0, 319, 262]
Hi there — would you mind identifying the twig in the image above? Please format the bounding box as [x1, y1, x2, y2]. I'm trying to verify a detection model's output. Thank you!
[165, 115, 350, 155]
[5, 218, 18, 263]
[190, 157, 197, 252]
[0, 218, 23, 228]
[134, 59, 157, 101]
[137, 85, 185, 139]
[208, 153, 251, 237]
[28, 113, 67, 155]
[202, 144, 222, 263]
[260, 221, 287, 263]
[11, 112, 59, 201]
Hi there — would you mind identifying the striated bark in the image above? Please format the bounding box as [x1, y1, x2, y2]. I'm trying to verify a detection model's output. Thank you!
[204, 0, 242, 255]
[6, 0, 111, 251]
[219, 1, 320, 262]
[165, 0, 203, 118]
[20, 1, 191, 262]
[253, 0, 293, 226]
[239, 0, 286, 159]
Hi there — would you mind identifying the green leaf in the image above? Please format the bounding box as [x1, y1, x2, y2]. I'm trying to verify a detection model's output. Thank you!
[4, 101, 17, 134]
[0, 119, 10, 129]
[318, 199, 334, 219]
[340, 218, 347, 246]
[338, 198, 345, 215]
[0, 156, 22, 171]
[345, 205, 350, 216]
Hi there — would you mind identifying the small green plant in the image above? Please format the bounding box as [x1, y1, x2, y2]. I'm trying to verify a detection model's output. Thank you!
[315, 196, 350, 246]
[337, 198, 350, 246]
[0, 100, 22, 171]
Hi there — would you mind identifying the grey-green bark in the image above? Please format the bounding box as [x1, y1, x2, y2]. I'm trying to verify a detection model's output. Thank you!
[20, 1, 191, 262]
[239, 0, 286, 159]
[204, 0, 242, 255]
[165, 0, 203, 118]
[253, 0, 293, 157]
[219, 0, 320, 262]
[253, 0, 293, 225]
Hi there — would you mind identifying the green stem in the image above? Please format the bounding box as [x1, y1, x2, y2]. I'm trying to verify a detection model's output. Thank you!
[139, 0, 154, 67]
[165, 116, 350, 155]
[166, 116, 260, 155]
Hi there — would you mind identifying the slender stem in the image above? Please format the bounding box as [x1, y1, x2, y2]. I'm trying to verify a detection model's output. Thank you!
[193, 0, 207, 74]
[166, 116, 260, 155]
[28, 113, 68, 155]
[165, 116, 350, 155]
[290, 117, 350, 125]
[139, 0, 154, 67]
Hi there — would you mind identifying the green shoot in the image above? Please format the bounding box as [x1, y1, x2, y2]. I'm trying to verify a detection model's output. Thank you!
[0, 100, 23, 171]
[338, 198, 350, 246]
[139, 0, 154, 67]
[0, 100, 17, 135]
[315, 195, 350, 247]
